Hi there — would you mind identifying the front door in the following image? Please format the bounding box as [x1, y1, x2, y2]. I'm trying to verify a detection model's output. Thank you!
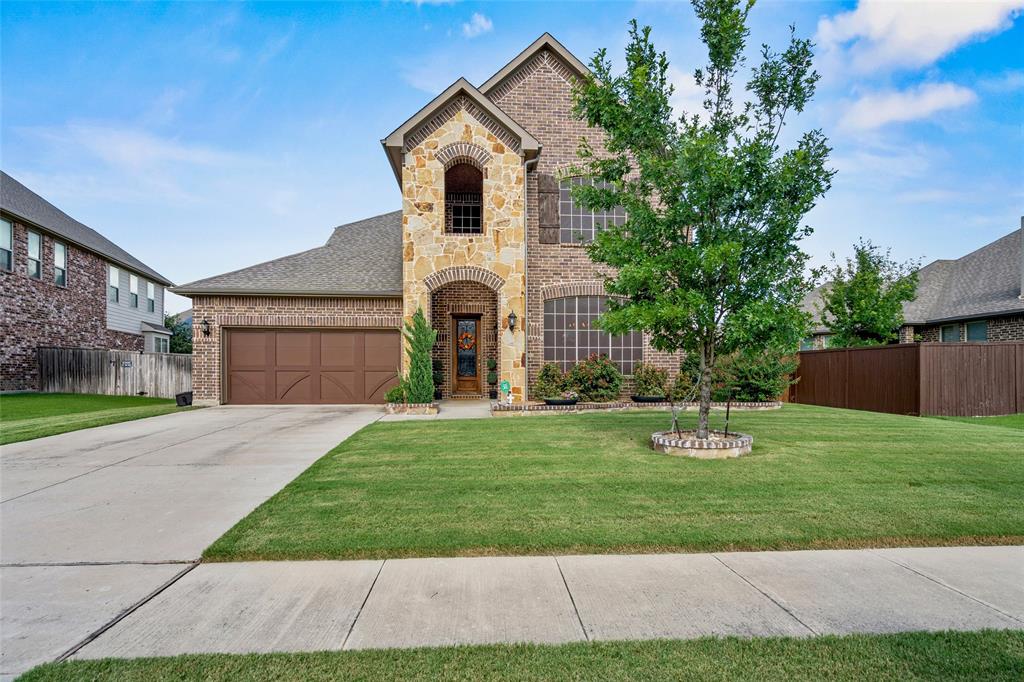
[452, 317, 480, 394]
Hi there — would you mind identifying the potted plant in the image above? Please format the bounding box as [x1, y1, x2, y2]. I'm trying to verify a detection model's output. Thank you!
[486, 358, 498, 399]
[432, 359, 445, 400]
[631, 362, 668, 402]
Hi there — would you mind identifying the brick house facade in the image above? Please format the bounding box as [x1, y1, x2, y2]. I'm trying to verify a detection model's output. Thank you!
[174, 34, 682, 405]
[1, 173, 173, 392]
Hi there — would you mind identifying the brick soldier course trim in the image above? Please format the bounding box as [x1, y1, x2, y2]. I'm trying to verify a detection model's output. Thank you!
[423, 265, 506, 294]
[435, 142, 493, 171]
[540, 281, 608, 301]
[404, 95, 522, 154]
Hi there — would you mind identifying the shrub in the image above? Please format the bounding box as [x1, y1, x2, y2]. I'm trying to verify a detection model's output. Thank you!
[402, 307, 437, 404]
[487, 370, 498, 385]
[534, 363, 567, 399]
[569, 354, 622, 402]
[631, 362, 668, 397]
[384, 384, 405, 404]
[719, 349, 797, 402]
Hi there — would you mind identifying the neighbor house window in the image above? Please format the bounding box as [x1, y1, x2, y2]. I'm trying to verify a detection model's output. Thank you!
[444, 162, 483, 234]
[155, 337, 169, 353]
[966, 320, 988, 342]
[559, 177, 626, 244]
[940, 324, 960, 343]
[800, 337, 815, 351]
[108, 266, 120, 302]
[543, 295, 643, 374]
[147, 281, 156, 313]
[53, 242, 67, 287]
[27, 230, 41, 279]
[0, 218, 12, 270]
[129, 274, 139, 308]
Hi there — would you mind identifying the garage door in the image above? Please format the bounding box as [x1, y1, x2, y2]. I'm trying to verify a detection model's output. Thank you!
[225, 329, 400, 404]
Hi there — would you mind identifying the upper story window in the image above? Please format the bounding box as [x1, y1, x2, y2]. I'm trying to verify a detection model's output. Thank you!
[0, 218, 12, 271]
[543, 295, 643, 375]
[559, 177, 626, 244]
[109, 265, 120, 303]
[147, 281, 156, 313]
[129, 274, 139, 308]
[444, 162, 483, 235]
[54, 242, 67, 287]
[27, 230, 42, 279]
[940, 324, 960, 343]
[966, 320, 987, 342]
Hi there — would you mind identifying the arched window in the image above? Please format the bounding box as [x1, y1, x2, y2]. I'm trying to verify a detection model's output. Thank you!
[543, 296, 643, 374]
[445, 162, 483, 234]
[559, 177, 626, 244]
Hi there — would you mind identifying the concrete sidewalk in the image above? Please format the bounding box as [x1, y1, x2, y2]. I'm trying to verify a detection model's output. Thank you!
[71, 546, 1023, 661]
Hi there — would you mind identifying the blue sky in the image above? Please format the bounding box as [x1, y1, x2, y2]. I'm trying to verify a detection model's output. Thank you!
[2, 0, 1022, 314]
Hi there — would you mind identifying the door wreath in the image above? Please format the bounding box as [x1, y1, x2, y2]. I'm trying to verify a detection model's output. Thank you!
[457, 331, 476, 351]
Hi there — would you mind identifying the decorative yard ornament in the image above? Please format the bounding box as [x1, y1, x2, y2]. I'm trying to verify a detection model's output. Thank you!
[500, 379, 511, 393]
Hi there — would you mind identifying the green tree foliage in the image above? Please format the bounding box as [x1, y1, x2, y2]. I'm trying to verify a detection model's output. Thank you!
[820, 239, 919, 347]
[402, 307, 437, 403]
[571, 2, 833, 437]
[631, 362, 669, 397]
[164, 314, 192, 354]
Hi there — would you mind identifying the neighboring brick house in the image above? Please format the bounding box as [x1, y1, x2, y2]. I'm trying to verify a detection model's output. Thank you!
[174, 34, 681, 406]
[803, 222, 1024, 349]
[1, 172, 174, 391]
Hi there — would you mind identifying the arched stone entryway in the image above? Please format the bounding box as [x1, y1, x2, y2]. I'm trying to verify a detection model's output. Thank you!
[430, 280, 499, 398]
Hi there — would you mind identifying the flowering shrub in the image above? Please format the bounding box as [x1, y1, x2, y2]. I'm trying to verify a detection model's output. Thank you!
[534, 363, 568, 399]
[568, 354, 622, 402]
[631, 362, 668, 397]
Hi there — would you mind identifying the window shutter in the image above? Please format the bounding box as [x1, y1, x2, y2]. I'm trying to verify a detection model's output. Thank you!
[537, 173, 559, 244]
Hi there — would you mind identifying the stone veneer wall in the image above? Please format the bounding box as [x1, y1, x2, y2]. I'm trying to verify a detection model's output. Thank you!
[1, 218, 142, 391]
[401, 106, 527, 400]
[430, 280, 499, 398]
[486, 48, 683, 394]
[190, 294, 402, 404]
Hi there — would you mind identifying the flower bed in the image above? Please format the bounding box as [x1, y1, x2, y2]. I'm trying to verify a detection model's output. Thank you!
[385, 402, 439, 416]
[491, 400, 782, 416]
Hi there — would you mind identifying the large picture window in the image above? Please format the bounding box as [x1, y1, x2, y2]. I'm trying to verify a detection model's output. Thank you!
[543, 296, 643, 374]
[559, 177, 626, 244]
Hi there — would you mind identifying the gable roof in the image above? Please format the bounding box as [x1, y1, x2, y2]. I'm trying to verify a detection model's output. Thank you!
[479, 32, 590, 95]
[172, 211, 402, 297]
[1, 171, 172, 285]
[804, 226, 1024, 330]
[381, 78, 541, 186]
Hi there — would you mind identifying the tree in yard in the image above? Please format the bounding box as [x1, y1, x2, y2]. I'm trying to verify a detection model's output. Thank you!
[402, 307, 437, 403]
[571, 1, 834, 438]
[819, 239, 919, 347]
[164, 314, 193, 354]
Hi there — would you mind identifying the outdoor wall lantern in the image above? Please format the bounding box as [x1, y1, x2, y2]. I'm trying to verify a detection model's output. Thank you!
[200, 319, 211, 337]
[507, 311, 517, 332]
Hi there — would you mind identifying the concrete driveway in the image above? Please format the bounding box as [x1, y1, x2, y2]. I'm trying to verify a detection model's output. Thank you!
[1, 405, 381, 677]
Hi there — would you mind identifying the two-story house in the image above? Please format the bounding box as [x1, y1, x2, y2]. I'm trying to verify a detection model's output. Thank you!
[0, 172, 174, 392]
[174, 34, 679, 405]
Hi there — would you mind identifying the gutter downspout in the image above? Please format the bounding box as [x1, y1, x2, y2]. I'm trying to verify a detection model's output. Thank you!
[523, 151, 541, 405]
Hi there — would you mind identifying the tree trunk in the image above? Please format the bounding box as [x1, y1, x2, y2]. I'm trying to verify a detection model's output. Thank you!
[697, 348, 713, 439]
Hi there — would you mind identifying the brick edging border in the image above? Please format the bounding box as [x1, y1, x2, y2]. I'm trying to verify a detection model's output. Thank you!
[492, 400, 782, 414]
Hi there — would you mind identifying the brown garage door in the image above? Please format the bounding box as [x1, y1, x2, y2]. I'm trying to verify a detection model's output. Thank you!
[225, 329, 400, 404]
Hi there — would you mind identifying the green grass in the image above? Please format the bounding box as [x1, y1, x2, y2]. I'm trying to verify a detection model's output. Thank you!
[21, 631, 1024, 681]
[931, 413, 1024, 430]
[205, 404, 1024, 562]
[0, 393, 185, 445]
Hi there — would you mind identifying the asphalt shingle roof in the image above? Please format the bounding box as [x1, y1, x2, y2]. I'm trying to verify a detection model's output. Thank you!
[172, 211, 403, 297]
[1, 171, 172, 285]
[804, 228, 1024, 329]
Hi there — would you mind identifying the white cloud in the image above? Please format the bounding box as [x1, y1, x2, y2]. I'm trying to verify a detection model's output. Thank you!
[461, 12, 493, 39]
[839, 83, 977, 131]
[979, 69, 1024, 93]
[668, 66, 706, 120]
[817, 0, 1024, 74]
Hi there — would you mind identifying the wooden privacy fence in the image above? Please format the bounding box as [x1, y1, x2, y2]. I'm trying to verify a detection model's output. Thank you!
[791, 342, 1024, 417]
[38, 347, 192, 399]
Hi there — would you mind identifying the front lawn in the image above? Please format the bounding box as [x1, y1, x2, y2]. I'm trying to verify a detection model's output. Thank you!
[205, 404, 1024, 561]
[0, 393, 183, 445]
[21, 631, 1024, 681]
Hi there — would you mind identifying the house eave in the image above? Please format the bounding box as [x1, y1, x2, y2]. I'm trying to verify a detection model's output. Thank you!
[171, 287, 403, 299]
